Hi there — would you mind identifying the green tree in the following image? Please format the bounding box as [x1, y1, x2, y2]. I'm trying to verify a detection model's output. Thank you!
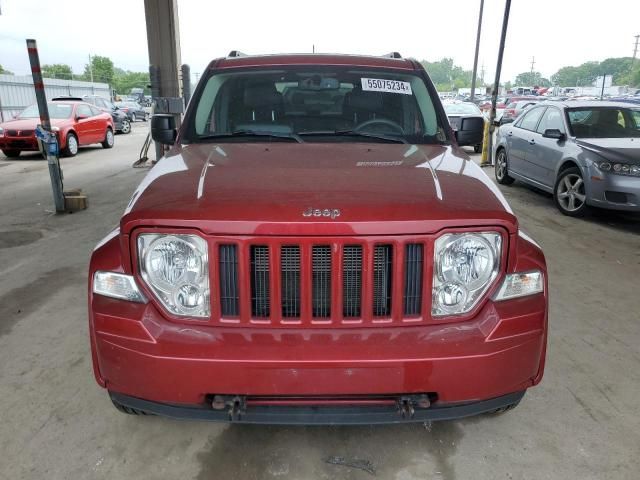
[83, 55, 114, 84]
[0, 64, 13, 75]
[514, 71, 551, 87]
[551, 61, 600, 87]
[112, 69, 151, 96]
[599, 57, 634, 84]
[42, 63, 74, 80]
[420, 58, 477, 91]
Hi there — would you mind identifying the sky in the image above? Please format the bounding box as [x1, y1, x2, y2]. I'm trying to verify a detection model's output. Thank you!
[0, 0, 639, 84]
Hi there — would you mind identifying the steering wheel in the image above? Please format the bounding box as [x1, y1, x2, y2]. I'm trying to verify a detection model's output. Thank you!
[353, 118, 405, 135]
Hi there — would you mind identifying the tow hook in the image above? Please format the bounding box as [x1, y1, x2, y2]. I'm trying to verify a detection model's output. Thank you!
[210, 395, 247, 421]
[227, 396, 246, 421]
[397, 397, 415, 419]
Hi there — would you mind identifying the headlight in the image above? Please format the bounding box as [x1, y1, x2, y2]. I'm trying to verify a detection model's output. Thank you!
[432, 232, 501, 316]
[0, 127, 4, 136]
[597, 161, 640, 176]
[138, 233, 210, 317]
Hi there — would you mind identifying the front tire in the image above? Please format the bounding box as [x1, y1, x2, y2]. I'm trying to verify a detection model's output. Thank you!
[62, 132, 78, 157]
[101, 128, 114, 149]
[131, 113, 137, 122]
[120, 119, 131, 134]
[2, 149, 21, 158]
[554, 167, 588, 217]
[495, 149, 515, 185]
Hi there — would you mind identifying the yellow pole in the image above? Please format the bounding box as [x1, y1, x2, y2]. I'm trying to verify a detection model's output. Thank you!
[480, 119, 490, 165]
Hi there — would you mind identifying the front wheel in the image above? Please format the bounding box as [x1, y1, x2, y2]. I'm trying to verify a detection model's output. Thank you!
[495, 149, 515, 185]
[120, 119, 131, 134]
[101, 128, 114, 149]
[2, 149, 21, 158]
[131, 113, 137, 122]
[554, 167, 588, 217]
[62, 132, 78, 157]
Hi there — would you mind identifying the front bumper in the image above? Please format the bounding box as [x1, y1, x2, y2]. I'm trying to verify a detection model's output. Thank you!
[91, 292, 546, 409]
[110, 390, 526, 424]
[587, 164, 640, 211]
[0, 135, 39, 151]
[89, 229, 547, 423]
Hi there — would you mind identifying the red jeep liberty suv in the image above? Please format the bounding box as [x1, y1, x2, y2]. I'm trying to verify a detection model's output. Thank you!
[89, 52, 547, 424]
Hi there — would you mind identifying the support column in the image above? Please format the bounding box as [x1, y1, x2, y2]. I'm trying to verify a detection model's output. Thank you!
[143, 0, 183, 161]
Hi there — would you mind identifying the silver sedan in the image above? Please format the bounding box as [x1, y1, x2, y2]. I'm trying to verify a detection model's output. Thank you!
[493, 101, 640, 216]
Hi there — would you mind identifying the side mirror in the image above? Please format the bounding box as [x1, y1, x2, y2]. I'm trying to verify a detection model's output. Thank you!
[500, 117, 514, 125]
[151, 114, 177, 145]
[455, 117, 484, 146]
[76, 114, 88, 120]
[542, 128, 565, 140]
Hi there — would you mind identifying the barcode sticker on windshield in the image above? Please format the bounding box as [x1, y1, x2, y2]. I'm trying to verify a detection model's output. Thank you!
[361, 78, 412, 95]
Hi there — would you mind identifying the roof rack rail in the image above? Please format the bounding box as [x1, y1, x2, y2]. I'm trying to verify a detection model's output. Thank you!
[382, 52, 402, 59]
[227, 50, 247, 58]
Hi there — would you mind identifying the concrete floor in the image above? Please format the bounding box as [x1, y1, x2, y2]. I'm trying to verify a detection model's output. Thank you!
[1, 127, 639, 480]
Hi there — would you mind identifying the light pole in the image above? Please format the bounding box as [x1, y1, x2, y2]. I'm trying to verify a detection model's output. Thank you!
[482, 0, 511, 167]
[470, 0, 484, 101]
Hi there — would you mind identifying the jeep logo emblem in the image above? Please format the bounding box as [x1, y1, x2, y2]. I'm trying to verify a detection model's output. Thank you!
[303, 207, 341, 220]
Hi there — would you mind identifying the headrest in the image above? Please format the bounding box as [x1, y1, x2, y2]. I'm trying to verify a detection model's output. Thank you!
[345, 89, 384, 112]
[244, 84, 282, 109]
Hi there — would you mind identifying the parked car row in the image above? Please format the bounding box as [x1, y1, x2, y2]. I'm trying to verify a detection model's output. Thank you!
[0, 99, 115, 157]
[0, 96, 137, 158]
[494, 100, 640, 216]
[114, 101, 149, 122]
[81, 96, 132, 134]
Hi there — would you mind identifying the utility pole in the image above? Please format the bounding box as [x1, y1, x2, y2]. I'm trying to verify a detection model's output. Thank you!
[482, 0, 511, 167]
[530, 56, 536, 86]
[633, 35, 639, 70]
[480, 63, 485, 85]
[88, 54, 93, 82]
[470, 0, 484, 101]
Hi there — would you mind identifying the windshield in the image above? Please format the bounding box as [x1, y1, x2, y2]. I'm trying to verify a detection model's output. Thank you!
[185, 66, 445, 144]
[567, 107, 640, 138]
[19, 103, 73, 119]
[443, 103, 481, 115]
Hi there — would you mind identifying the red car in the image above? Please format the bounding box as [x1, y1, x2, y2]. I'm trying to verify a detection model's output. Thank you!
[0, 100, 114, 158]
[89, 52, 548, 424]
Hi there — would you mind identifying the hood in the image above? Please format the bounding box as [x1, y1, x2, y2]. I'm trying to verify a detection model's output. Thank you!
[122, 143, 516, 236]
[0, 117, 70, 130]
[576, 138, 640, 164]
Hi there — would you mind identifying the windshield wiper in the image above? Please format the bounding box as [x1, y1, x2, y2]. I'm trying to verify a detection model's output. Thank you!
[299, 130, 408, 144]
[195, 130, 303, 143]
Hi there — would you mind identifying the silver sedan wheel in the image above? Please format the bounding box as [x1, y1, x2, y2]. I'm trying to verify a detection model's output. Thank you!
[496, 151, 507, 180]
[67, 135, 78, 155]
[556, 173, 586, 212]
[121, 119, 131, 134]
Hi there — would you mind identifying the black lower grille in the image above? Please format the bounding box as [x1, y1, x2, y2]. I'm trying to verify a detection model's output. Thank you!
[342, 246, 362, 317]
[373, 245, 392, 316]
[251, 246, 270, 317]
[219, 245, 239, 316]
[403, 244, 423, 315]
[281, 246, 300, 318]
[312, 246, 331, 318]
